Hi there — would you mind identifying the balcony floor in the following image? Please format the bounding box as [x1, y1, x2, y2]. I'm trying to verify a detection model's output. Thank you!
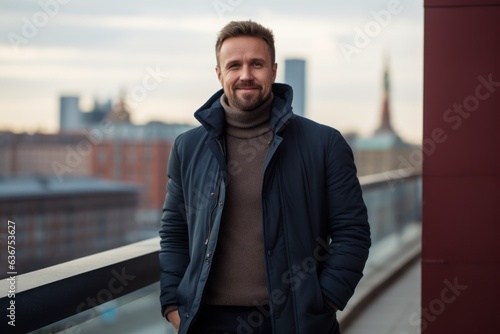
[342, 259, 421, 334]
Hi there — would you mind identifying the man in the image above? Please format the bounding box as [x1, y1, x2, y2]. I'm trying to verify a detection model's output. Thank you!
[159, 20, 370, 334]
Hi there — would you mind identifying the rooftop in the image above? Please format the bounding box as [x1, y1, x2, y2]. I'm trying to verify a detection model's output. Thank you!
[0, 176, 138, 199]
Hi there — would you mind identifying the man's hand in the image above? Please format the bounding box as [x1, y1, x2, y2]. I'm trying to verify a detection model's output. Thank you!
[166, 309, 181, 331]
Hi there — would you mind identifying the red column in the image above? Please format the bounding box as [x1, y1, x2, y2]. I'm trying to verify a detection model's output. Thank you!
[423, 1, 500, 332]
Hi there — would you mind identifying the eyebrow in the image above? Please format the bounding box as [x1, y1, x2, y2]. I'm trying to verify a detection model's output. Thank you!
[224, 57, 267, 68]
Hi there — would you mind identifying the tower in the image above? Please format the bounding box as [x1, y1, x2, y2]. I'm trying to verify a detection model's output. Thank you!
[284, 59, 306, 117]
[59, 96, 81, 132]
[107, 90, 131, 123]
[374, 56, 395, 135]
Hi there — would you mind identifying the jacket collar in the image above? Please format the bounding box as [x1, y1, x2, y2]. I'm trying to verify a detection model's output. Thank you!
[194, 83, 295, 138]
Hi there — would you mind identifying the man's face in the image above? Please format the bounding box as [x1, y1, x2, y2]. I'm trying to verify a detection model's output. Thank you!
[216, 36, 277, 111]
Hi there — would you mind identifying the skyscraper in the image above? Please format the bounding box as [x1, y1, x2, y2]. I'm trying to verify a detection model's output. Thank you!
[60, 94, 116, 132]
[59, 96, 81, 132]
[284, 59, 306, 117]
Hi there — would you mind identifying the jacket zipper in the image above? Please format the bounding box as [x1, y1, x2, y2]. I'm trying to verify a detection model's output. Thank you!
[205, 138, 225, 246]
[205, 172, 222, 246]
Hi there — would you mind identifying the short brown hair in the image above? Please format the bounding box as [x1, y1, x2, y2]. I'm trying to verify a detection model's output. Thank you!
[215, 20, 275, 65]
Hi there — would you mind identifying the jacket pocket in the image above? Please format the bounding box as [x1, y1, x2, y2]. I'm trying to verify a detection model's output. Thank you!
[175, 265, 190, 308]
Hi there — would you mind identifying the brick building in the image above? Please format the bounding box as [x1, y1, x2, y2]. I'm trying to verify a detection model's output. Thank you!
[0, 132, 91, 178]
[0, 121, 193, 238]
[91, 138, 173, 236]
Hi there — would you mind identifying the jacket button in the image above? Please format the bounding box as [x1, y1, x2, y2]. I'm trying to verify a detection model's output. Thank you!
[267, 250, 273, 256]
[210, 192, 215, 197]
[218, 201, 224, 207]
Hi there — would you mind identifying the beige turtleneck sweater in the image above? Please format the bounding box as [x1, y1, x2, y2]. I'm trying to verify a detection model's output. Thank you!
[203, 93, 274, 306]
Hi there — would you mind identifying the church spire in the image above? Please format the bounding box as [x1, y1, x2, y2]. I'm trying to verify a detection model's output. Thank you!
[107, 88, 132, 123]
[375, 54, 394, 135]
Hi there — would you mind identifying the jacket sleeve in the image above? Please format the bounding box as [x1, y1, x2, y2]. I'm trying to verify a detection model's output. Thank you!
[159, 137, 190, 315]
[319, 130, 371, 310]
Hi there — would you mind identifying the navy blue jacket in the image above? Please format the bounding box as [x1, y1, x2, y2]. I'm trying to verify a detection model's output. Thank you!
[159, 83, 371, 333]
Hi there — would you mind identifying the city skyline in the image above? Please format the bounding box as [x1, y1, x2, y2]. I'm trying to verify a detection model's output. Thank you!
[0, 0, 423, 143]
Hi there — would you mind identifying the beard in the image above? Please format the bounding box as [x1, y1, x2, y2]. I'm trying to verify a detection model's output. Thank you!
[228, 83, 269, 111]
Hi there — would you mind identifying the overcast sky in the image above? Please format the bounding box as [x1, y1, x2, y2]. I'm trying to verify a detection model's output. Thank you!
[0, 0, 423, 143]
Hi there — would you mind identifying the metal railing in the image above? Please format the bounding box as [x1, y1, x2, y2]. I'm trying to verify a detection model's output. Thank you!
[359, 169, 421, 244]
[0, 169, 421, 334]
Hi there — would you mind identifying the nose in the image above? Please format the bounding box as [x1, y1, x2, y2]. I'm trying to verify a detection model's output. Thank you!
[239, 65, 253, 81]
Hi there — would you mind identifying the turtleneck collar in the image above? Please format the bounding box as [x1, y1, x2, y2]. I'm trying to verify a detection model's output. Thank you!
[220, 93, 274, 139]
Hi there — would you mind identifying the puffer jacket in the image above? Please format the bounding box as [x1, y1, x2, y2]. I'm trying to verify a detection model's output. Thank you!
[159, 83, 371, 334]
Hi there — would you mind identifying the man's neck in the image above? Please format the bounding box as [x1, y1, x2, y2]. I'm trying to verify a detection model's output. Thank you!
[221, 93, 274, 130]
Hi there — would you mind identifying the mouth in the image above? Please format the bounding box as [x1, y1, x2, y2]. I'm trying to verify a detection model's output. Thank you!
[236, 86, 260, 91]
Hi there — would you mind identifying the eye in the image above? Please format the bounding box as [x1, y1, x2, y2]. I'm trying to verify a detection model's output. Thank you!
[252, 61, 264, 68]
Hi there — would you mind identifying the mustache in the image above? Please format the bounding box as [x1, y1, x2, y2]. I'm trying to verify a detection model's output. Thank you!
[235, 83, 261, 89]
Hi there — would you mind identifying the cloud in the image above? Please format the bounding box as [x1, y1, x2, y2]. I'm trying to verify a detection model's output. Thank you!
[0, 0, 423, 142]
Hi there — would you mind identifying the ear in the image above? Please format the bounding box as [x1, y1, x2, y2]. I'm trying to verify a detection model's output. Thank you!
[215, 66, 223, 85]
[272, 63, 278, 82]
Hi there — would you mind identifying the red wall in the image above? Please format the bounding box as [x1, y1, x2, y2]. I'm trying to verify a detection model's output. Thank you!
[423, 1, 500, 332]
